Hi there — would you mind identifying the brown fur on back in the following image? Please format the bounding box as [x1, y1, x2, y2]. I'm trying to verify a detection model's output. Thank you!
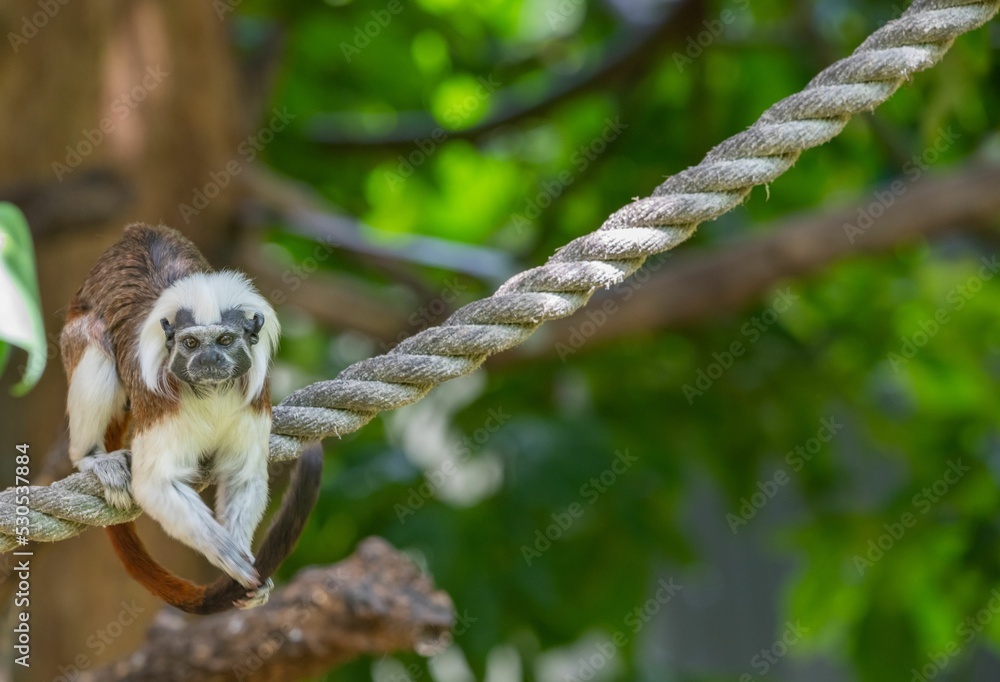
[64, 224, 211, 427]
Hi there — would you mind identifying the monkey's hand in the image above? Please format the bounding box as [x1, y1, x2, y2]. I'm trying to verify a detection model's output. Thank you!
[207, 526, 261, 590]
[234, 578, 273, 610]
[77, 450, 135, 510]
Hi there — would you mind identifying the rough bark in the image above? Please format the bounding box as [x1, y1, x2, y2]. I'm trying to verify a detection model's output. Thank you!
[82, 538, 454, 682]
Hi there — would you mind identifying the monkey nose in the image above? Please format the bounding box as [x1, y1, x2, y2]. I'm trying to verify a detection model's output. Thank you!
[196, 351, 227, 369]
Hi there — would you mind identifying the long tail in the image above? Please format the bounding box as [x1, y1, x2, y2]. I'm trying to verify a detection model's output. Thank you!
[105, 443, 324, 614]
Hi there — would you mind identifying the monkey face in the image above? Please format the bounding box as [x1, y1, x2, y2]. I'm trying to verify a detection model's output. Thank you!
[160, 308, 264, 387]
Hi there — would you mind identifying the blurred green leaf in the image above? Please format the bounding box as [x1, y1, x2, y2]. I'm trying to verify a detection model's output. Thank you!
[0, 203, 46, 396]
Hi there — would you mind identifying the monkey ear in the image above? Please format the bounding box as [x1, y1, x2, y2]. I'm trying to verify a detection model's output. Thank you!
[160, 318, 175, 350]
[244, 313, 264, 345]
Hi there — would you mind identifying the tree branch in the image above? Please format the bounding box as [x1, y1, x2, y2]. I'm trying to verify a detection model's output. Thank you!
[242, 161, 1000, 358]
[235, 236, 411, 341]
[513, 160, 1000, 359]
[83, 538, 454, 682]
[0, 167, 134, 238]
[241, 165, 515, 283]
[305, 1, 701, 148]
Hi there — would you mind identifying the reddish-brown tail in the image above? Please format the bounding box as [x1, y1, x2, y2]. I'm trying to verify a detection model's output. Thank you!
[106, 523, 207, 611]
[104, 443, 324, 614]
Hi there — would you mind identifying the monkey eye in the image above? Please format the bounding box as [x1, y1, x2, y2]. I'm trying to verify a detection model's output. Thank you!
[183, 338, 200, 349]
[217, 334, 234, 346]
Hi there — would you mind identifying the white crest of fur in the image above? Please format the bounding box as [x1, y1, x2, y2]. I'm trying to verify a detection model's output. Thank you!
[138, 271, 280, 403]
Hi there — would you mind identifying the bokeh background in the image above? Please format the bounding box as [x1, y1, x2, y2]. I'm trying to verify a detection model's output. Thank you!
[1, 0, 999, 680]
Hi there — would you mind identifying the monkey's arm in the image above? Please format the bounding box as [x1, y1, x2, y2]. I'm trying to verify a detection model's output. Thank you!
[215, 445, 270, 605]
[105, 443, 325, 614]
[129, 432, 260, 589]
[214, 416, 271, 557]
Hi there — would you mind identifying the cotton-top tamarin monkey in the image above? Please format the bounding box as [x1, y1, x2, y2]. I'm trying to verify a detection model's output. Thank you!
[60, 224, 322, 613]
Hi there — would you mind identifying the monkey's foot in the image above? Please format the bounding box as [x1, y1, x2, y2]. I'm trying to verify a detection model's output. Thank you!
[78, 450, 135, 510]
[235, 578, 273, 610]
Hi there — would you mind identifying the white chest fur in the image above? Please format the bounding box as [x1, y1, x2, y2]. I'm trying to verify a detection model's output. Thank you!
[130, 386, 271, 483]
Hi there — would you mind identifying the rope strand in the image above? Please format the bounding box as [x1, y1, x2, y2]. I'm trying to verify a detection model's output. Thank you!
[3, 0, 995, 551]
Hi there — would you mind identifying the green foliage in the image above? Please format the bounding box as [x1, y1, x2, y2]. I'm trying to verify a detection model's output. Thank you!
[0, 202, 46, 396]
[239, 0, 1000, 679]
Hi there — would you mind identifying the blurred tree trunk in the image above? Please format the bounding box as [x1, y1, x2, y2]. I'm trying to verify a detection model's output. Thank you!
[0, 2, 243, 679]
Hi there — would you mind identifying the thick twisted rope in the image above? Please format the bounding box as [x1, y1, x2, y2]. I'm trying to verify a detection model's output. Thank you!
[2, 0, 996, 552]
